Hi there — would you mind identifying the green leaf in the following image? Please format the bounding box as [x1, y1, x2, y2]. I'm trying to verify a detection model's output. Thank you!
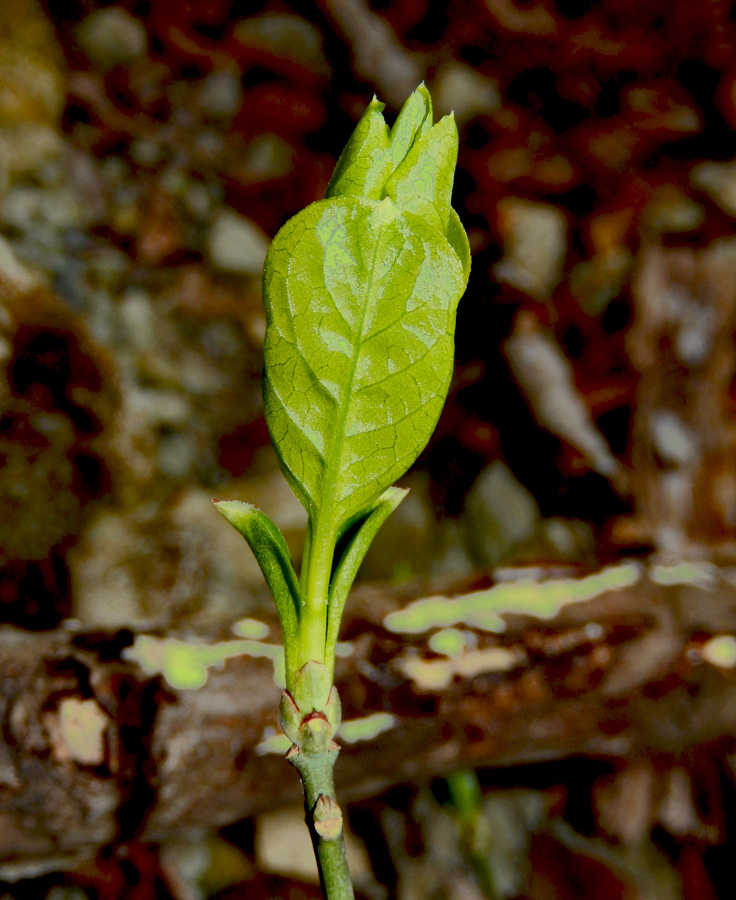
[324, 87, 466, 284]
[325, 486, 407, 666]
[325, 96, 391, 201]
[387, 83, 433, 168]
[385, 112, 458, 235]
[326, 85, 435, 204]
[214, 501, 301, 680]
[446, 208, 472, 282]
[262, 196, 466, 537]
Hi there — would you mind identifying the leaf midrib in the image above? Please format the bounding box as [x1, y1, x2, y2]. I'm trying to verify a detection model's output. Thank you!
[316, 214, 389, 537]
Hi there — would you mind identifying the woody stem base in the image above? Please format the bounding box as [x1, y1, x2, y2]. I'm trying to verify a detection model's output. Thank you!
[286, 742, 354, 900]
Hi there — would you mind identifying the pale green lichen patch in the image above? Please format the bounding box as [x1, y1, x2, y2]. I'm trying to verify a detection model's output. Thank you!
[256, 731, 292, 755]
[232, 617, 270, 639]
[256, 712, 399, 752]
[339, 712, 397, 744]
[399, 646, 522, 690]
[124, 634, 286, 690]
[702, 635, 736, 668]
[384, 563, 640, 635]
[59, 697, 108, 766]
[651, 561, 715, 587]
[428, 627, 467, 658]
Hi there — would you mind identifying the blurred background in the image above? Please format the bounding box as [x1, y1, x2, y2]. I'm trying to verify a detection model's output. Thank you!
[2, 0, 736, 897]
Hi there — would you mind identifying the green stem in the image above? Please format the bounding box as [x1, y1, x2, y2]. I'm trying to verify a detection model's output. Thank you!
[447, 769, 500, 900]
[299, 517, 336, 670]
[287, 743, 354, 900]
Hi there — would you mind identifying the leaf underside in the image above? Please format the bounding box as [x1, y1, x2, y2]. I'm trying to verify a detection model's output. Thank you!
[263, 196, 465, 535]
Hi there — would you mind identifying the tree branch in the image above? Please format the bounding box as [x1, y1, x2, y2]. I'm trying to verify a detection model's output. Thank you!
[1, 562, 734, 878]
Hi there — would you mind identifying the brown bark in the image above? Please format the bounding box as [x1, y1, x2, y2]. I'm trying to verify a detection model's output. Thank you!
[1, 563, 735, 878]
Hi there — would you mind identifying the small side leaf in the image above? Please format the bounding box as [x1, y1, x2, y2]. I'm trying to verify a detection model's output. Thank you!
[325, 486, 408, 666]
[214, 501, 301, 679]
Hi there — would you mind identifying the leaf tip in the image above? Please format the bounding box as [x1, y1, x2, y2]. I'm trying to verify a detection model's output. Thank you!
[383, 485, 410, 511]
[366, 94, 386, 116]
[214, 499, 256, 521]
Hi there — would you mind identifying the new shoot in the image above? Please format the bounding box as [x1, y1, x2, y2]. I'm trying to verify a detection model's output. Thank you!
[216, 84, 470, 900]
